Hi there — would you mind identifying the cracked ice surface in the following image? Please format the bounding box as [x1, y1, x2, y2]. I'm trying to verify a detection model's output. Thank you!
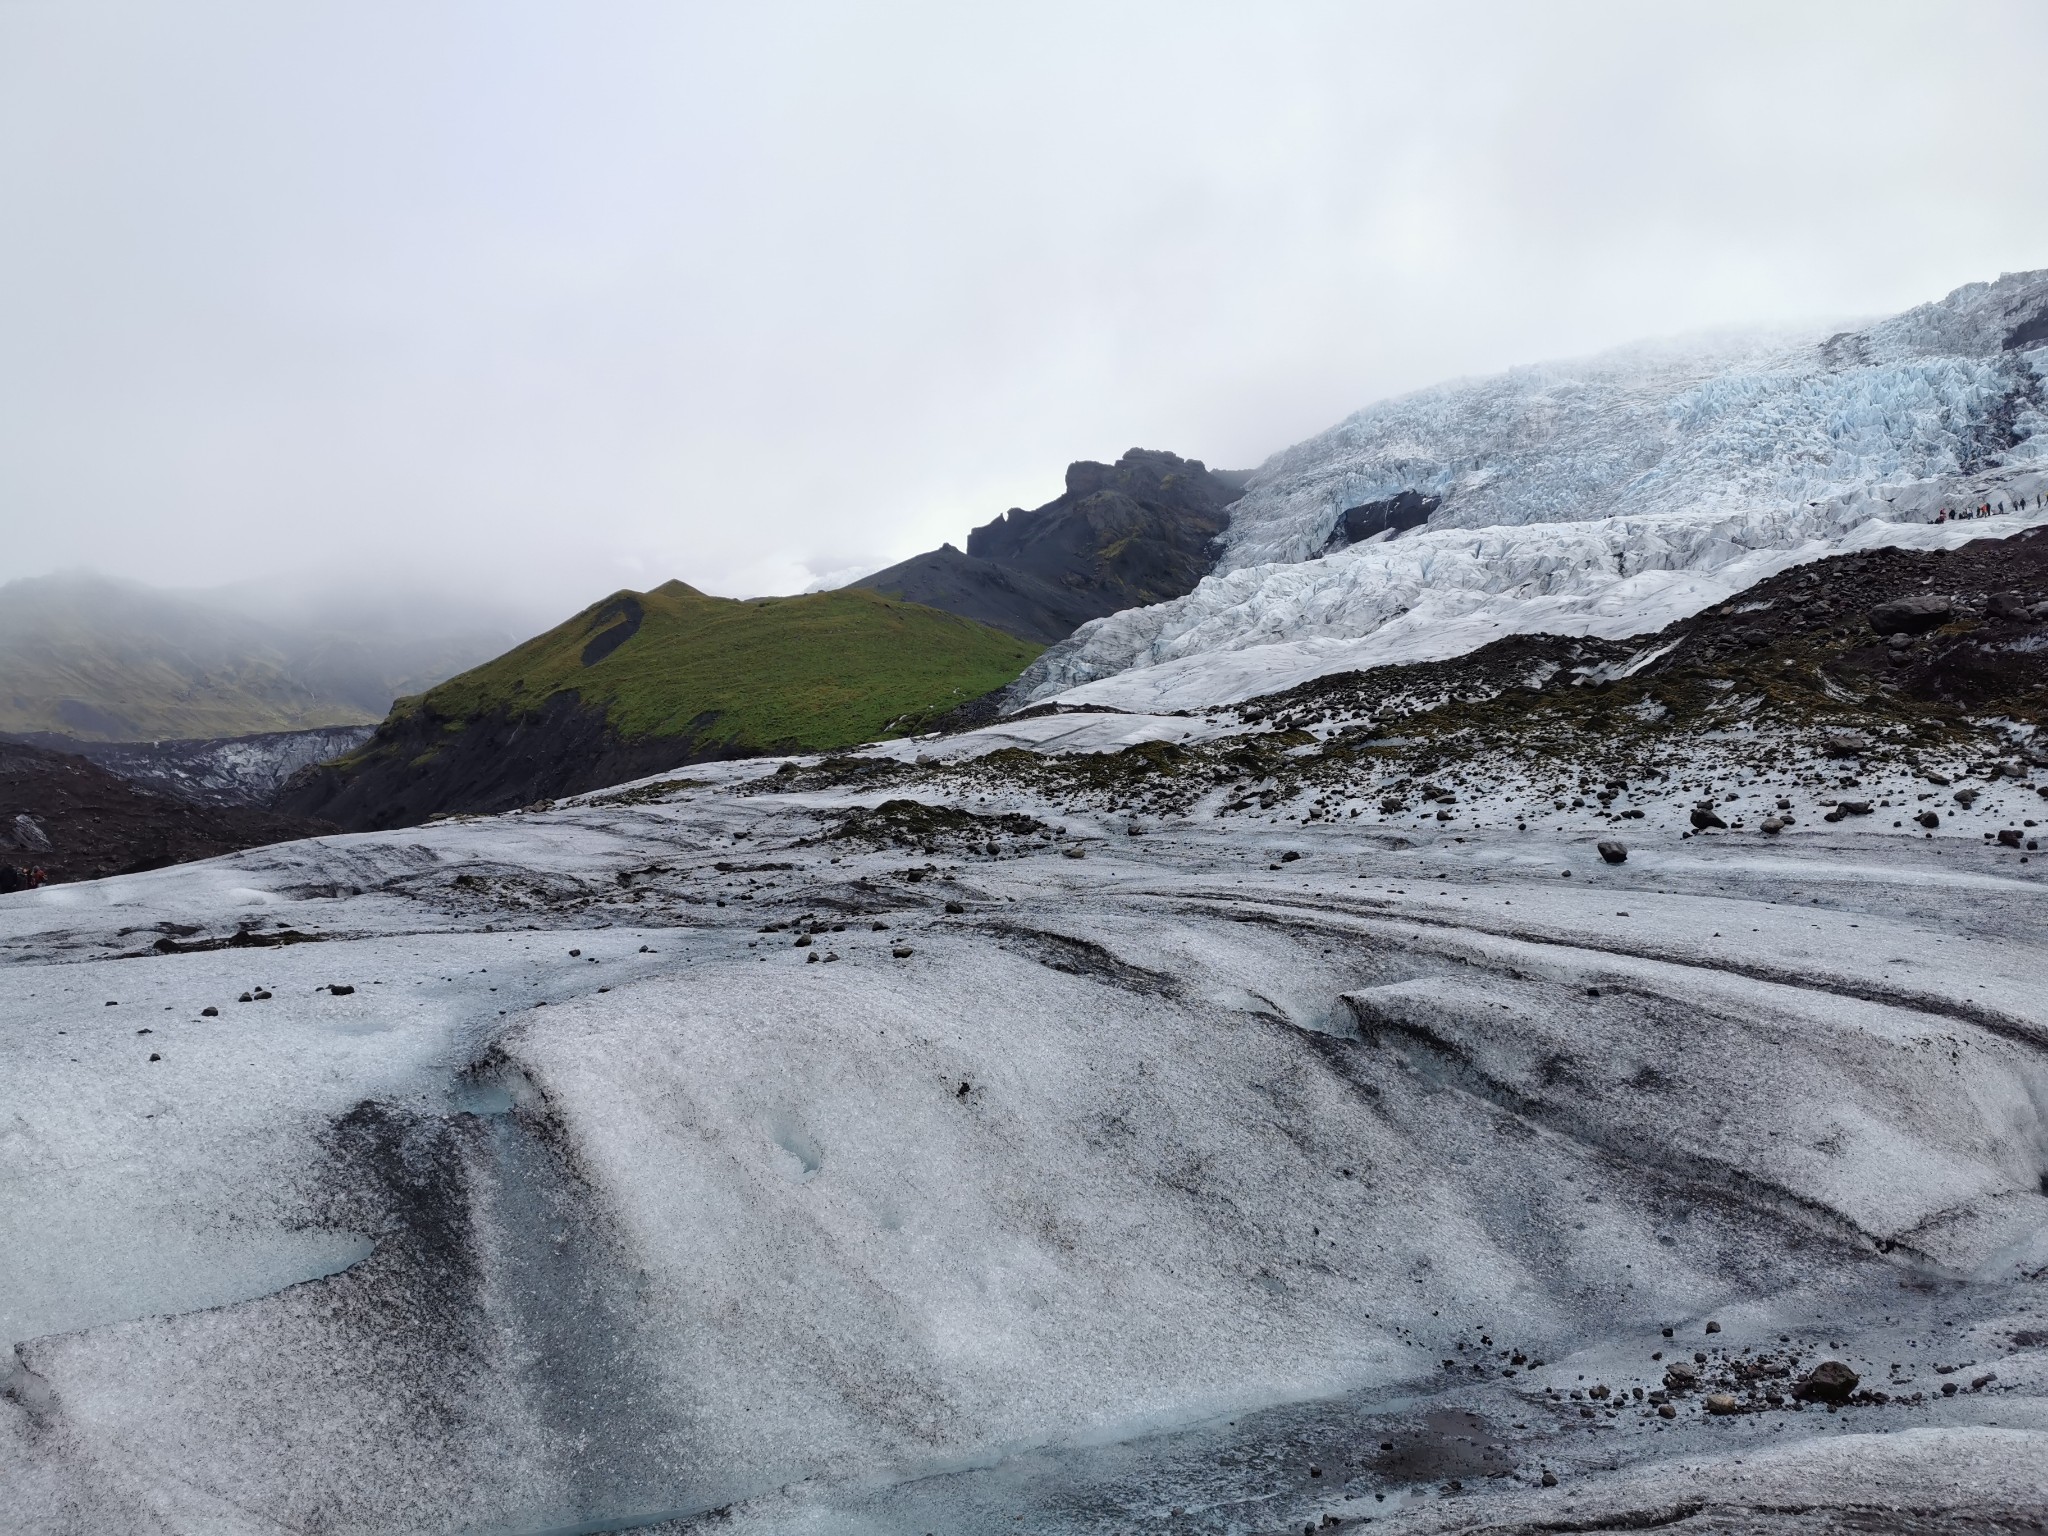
[1022, 270, 2048, 709]
[1032, 500, 2048, 713]
[5, 756, 2048, 1534]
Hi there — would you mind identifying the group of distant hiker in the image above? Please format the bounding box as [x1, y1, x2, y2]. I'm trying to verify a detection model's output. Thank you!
[0, 864, 47, 893]
[1937, 493, 2042, 522]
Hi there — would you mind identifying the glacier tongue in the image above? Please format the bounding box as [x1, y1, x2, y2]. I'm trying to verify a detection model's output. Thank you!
[1029, 492, 2048, 712]
[1020, 269, 2048, 710]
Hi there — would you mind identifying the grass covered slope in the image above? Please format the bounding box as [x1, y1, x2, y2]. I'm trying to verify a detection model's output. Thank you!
[427, 580, 1037, 749]
[279, 580, 1040, 828]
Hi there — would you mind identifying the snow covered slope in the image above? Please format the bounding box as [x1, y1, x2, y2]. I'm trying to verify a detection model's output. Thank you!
[1021, 270, 2048, 709]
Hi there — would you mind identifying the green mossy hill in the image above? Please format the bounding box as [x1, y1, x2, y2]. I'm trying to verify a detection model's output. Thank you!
[279, 582, 1039, 829]
[406, 580, 1038, 749]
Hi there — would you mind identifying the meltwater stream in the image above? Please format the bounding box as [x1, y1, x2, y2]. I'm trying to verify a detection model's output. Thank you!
[1, 1228, 373, 1352]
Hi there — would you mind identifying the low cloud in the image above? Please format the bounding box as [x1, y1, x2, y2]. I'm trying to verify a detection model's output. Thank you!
[2, 1, 2044, 621]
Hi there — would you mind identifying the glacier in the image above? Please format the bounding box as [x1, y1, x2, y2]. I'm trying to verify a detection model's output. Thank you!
[6, 740, 2048, 1533]
[1021, 270, 2048, 709]
[52, 725, 378, 807]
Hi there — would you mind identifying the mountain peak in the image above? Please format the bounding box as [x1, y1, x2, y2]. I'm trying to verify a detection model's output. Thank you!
[851, 449, 1246, 646]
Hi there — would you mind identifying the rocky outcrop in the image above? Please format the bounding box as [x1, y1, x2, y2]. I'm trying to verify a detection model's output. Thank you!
[852, 449, 1246, 644]
[1326, 490, 1440, 550]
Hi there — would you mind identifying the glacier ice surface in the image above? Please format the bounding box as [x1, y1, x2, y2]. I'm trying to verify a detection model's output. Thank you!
[5, 747, 2048, 1532]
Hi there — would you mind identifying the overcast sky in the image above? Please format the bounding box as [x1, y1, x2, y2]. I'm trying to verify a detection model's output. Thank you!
[3, 0, 2046, 617]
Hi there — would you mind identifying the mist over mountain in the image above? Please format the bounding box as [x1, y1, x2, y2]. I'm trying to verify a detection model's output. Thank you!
[0, 572, 537, 741]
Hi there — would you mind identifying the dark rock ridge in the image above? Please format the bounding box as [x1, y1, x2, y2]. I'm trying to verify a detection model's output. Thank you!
[1325, 490, 1441, 551]
[850, 449, 1247, 645]
[0, 738, 334, 883]
[577, 593, 643, 666]
[2003, 295, 2048, 351]
[275, 690, 752, 832]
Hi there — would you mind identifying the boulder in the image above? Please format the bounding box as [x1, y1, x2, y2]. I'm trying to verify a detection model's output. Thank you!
[1793, 1360, 1859, 1404]
[1596, 841, 1627, 864]
[1868, 595, 1954, 635]
[1689, 806, 1727, 831]
[1987, 591, 2029, 619]
[1998, 829, 2024, 848]
[1917, 810, 1940, 829]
